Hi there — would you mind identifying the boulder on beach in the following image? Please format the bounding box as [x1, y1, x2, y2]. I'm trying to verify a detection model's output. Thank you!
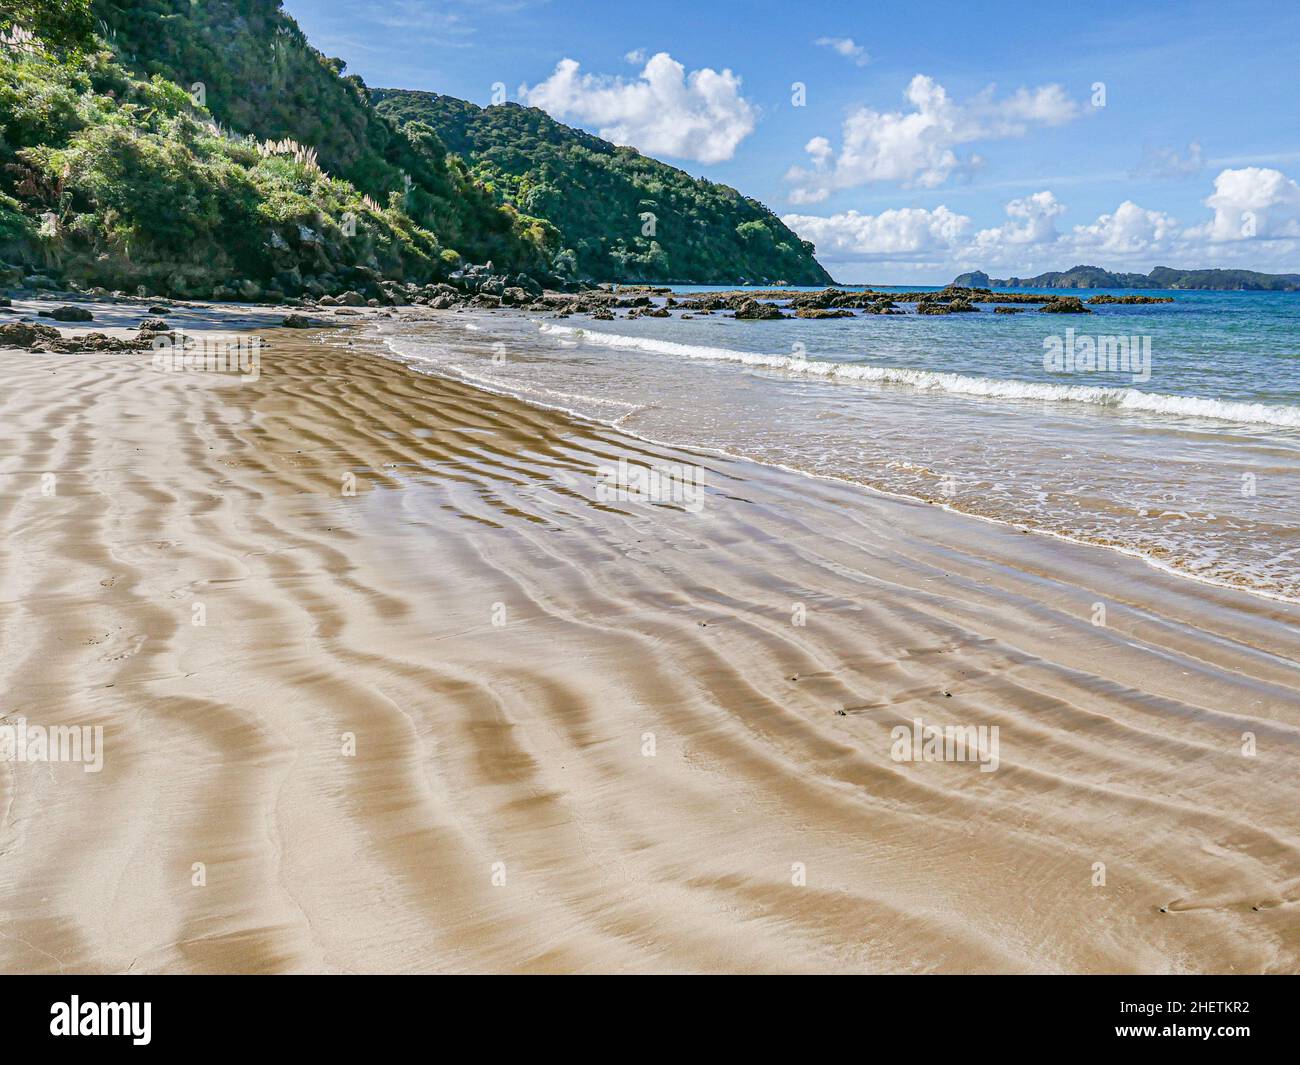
[39, 305, 94, 322]
[0, 321, 63, 348]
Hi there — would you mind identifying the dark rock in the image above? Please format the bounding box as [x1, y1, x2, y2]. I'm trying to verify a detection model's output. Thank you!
[0, 321, 63, 348]
[795, 308, 854, 319]
[1086, 294, 1174, 305]
[733, 298, 786, 320]
[994, 306, 1024, 315]
[138, 318, 171, 333]
[40, 305, 94, 322]
[1040, 297, 1092, 314]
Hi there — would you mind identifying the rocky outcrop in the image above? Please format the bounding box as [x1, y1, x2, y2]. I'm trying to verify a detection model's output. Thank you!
[1086, 294, 1175, 304]
[795, 308, 854, 319]
[733, 299, 787, 320]
[1040, 297, 1092, 313]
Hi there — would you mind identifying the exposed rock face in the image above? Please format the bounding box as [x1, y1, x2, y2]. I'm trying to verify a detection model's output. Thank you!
[138, 318, 171, 333]
[994, 307, 1024, 314]
[1040, 297, 1092, 314]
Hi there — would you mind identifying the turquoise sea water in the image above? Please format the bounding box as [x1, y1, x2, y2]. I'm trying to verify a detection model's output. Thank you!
[385, 287, 1300, 600]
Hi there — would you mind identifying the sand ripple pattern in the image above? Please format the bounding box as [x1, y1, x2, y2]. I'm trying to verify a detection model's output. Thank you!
[1, 330, 1297, 973]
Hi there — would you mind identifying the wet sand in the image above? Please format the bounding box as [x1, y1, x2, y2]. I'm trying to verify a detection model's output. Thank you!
[1, 318, 1298, 973]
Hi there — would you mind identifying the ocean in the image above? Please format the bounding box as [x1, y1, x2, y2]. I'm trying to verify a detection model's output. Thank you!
[382, 287, 1300, 602]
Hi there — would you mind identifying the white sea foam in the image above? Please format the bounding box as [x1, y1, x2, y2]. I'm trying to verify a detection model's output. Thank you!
[539, 324, 1300, 429]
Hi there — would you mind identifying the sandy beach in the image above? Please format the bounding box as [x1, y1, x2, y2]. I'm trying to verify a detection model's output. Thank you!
[1, 309, 1298, 974]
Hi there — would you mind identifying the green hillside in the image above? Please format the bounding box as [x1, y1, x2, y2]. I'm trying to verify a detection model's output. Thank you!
[90, 0, 556, 274]
[373, 89, 833, 285]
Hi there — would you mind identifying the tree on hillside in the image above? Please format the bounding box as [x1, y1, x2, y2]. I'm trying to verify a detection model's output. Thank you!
[2, 1, 96, 52]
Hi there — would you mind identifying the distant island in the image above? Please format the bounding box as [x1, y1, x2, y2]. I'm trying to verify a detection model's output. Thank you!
[952, 265, 1300, 291]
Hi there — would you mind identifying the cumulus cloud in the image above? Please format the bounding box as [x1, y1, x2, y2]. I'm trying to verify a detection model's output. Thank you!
[518, 52, 756, 164]
[782, 205, 972, 261]
[785, 74, 1083, 201]
[1071, 201, 1180, 255]
[815, 37, 870, 66]
[1186, 167, 1300, 242]
[784, 167, 1300, 277]
[971, 191, 1066, 249]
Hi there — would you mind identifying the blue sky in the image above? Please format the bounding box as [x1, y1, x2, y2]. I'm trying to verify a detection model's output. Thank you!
[284, 0, 1300, 282]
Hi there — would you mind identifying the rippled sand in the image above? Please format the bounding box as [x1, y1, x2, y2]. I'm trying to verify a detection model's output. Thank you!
[1, 323, 1298, 973]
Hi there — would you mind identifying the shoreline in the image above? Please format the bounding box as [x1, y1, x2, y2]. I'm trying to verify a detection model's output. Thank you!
[2, 311, 1298, 973]
[379, 310, 1300, 606]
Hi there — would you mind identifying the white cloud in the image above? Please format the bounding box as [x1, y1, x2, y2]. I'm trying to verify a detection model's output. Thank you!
[518, 52, 757, 164]
[624, 48, 647, 65]
[785, 167, 1300, 279]
[972, 191, 1066, 249]
[782, 205, 972, 261]
[1186, 167, 1300, 242]
[814, 37, 870, 66]
[785, 74, 1083, 200]
[1070, 201, 1180, 255]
